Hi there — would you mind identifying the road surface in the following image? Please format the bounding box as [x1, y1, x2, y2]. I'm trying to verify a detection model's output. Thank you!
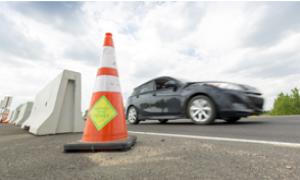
[0, 116, 299, 180]
[128, 116, 300, 144]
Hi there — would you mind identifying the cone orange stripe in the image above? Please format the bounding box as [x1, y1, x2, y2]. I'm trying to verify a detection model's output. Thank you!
[97, 67, 118, 77]
[104, 33, 114, 47]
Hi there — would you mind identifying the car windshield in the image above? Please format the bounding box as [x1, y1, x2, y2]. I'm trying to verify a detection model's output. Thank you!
[176, 78, 189, 84]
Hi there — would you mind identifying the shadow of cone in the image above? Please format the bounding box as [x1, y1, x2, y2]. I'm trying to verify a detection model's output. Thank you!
[64, 33, 136, 152]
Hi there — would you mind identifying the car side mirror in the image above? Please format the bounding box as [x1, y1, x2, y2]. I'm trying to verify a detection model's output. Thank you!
[164, 81, 178, 91]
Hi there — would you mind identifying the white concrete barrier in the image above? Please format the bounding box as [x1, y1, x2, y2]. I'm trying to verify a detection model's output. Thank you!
[22, 70, 84, 135]
[7, 110, 15, 123]
[14, 102, 33, 126]
[10, 105, 23, 124]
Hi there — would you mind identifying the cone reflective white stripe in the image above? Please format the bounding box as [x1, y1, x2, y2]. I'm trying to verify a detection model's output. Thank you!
[93, 75, 121, 92]
[101, 47, 117, 68]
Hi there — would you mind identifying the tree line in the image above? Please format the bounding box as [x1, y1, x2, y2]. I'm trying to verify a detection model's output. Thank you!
[270, 88, 300, 115]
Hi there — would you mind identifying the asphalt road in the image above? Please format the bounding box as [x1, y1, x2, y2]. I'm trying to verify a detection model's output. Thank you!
[128, 116, 300, 144]
[1, 116, 300, 180]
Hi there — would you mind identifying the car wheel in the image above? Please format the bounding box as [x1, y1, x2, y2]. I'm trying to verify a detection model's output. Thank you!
[158, 119, 168, 124]
[187, 95, 216, 125]
[127, 106, 139, 124]
[224, 117, 241, 123]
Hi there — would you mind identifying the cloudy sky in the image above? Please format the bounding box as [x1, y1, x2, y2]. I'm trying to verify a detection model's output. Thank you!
[0, 2, 300, 111]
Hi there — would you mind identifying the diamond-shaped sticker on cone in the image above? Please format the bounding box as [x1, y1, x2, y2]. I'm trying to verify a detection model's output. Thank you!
[89, 96, 118, 131]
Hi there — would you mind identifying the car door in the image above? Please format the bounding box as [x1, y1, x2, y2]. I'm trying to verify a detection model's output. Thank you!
[135, 81, 156, 117]
[153, 79, 182, 116]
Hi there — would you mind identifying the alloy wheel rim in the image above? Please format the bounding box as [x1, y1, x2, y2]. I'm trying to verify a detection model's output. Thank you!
[128, 108, 137, 123]
[189, 98, 212, 122]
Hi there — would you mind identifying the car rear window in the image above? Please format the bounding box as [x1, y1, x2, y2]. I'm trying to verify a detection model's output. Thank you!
[132, 88, 140, 96]
[139, 82, 154, 94]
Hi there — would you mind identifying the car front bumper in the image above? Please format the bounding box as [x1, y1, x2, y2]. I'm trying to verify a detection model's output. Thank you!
[217, 90, 264, 118]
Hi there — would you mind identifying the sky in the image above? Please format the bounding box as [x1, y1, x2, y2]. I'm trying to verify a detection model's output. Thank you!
[0, 1, 300, 111]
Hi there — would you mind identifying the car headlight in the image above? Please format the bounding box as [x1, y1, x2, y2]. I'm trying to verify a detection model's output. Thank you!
[207, 83, 244, 91]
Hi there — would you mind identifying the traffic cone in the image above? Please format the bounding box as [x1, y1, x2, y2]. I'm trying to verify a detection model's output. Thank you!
[2, 119, 9, 124]
[64, 33, 136, 152]
[1, 110, 9, 124]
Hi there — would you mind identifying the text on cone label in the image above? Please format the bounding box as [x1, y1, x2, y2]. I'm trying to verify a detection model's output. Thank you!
[89, 96, 118, 131]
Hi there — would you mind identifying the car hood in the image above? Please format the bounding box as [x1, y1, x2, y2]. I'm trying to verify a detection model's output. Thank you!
[186, 81, 262, 95]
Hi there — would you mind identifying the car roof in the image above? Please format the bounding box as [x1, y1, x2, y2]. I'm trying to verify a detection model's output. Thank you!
[134, 76, 176, 90]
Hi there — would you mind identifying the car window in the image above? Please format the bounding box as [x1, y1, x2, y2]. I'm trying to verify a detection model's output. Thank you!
[139, 82, 154, 93]
[132, 88, 140, 96]
[155, 78, 172, 90]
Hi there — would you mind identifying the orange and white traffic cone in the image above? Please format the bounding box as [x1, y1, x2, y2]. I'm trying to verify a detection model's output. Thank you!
[0, 110, 9, 124]
[2, 119, 9, 124]
[64, 33, 136, 152]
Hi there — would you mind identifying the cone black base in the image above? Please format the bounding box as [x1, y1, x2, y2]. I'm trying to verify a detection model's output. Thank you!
[64, 135, 137, 153]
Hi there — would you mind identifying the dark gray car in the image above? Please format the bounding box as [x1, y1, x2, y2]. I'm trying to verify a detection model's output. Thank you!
[126, 76, 264, 125]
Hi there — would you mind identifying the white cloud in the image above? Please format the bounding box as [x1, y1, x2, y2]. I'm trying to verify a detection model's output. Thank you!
[0, 2, 300, 111]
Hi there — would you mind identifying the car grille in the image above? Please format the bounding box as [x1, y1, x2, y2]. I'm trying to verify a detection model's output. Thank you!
[247, 95, 264, 110]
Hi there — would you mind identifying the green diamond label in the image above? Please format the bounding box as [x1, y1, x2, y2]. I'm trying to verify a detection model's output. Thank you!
[89, 96, 118, 131]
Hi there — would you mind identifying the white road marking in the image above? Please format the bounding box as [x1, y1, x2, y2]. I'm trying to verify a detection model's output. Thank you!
[129, 131, 300, 148]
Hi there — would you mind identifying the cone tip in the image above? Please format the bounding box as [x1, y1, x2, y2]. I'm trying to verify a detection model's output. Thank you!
[104, 32, 114, 47]
[106, 32, 112, 36]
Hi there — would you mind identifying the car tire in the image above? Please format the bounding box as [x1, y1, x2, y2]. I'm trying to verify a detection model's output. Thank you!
[224, 117, 241, 123]
[127, 106, 140, 125]
[187, 95, 216, 125]
[158, 119, 168, 124]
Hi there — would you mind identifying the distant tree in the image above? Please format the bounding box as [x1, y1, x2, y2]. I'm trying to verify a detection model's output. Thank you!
[290, 88, 300, 114]
[271, 88, 300, 115]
